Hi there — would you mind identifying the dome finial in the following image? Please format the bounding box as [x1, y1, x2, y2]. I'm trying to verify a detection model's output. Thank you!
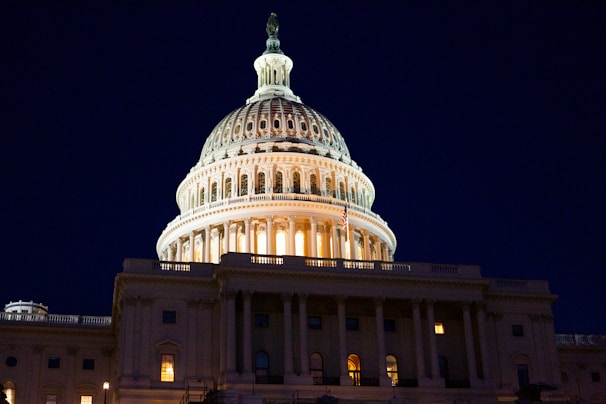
[264, 13, 283, 54]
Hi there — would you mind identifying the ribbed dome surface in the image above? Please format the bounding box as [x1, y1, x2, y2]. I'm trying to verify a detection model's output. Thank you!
[199, 97, 350, 165]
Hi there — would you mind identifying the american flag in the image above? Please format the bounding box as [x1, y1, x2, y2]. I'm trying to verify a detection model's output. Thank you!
[342, 205, 348, 228]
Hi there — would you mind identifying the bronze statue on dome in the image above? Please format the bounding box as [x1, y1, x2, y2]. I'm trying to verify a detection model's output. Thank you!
[266, 13, 279, 38]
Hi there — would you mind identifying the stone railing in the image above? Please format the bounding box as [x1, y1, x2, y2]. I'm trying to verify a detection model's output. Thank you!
[488, 278, 552, 294]
[130, 252, 483, 279]
[556, 334, 606, 346]
[0, 311, 111, 327]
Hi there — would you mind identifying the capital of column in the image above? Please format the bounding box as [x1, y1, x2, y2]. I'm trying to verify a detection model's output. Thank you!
[297, 292, 309, 303]
[281, 292, 293, 302]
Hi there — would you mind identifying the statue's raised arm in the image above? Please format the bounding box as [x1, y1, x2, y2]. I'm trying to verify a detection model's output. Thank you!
[266, 13, 279, 37]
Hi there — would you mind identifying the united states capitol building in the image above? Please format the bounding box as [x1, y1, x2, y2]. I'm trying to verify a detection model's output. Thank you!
[1, 14, 605, 404]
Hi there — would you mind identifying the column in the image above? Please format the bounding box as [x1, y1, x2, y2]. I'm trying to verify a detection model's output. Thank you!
[243, 218, 251, 253]
[189, 231, 195, 262]
[298, 294, 310, 375]
[176, 238, 183, 261]
[340, 226, 347, 259]
[204, 226, 210, 262]
[282, 293, 294, 376]
[242, 291, 253, 374]
[186, 300, 200, 376]
[266, 216, 274, 255]
[462, 302, 478, 382]
[167, 244, 174, 261]
[336, 296, 351, 384]
[412, 299, 426, 380]
[475, 303, 491, 381]
[310, 218, 318, 257]
[375, 297, 391, 386]
[223, 221, 229, 255]
[331, 220, 338, 258]
[225, 290, 237, 373]
[363, 232, 371, 261]
[426, 300, 440, 379]
[531, 313, 548, 382]
[348, 226, 356, 259]
[288, 216, 296, 255]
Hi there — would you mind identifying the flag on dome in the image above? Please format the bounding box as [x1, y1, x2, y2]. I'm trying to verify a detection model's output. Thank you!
[342, 205, 348, 228]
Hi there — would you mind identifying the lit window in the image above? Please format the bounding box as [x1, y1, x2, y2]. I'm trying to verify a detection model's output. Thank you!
[82, 358, 95, 370]
[4, 381, 15, 404]
[512, 324, 524, 337]
[162, 310, 177, 324]
[386, 354, 399, 386]
[80, 395, 93, 404]
[347, 354, 361, 386]
[434, 322, 445, 334]
[48, 357, 61, 368]
[276, 230, 286, 255]
[46, 394, 58, 404]
[256, 231, 266, 254]
[295, 231, 305, 256]
[161, 354, 175, 382]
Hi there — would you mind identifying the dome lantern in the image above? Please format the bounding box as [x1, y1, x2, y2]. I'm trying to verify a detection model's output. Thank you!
[247, 13, 301, 104]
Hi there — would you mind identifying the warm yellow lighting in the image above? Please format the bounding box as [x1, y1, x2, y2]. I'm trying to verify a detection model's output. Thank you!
[434, 322, 445, 334]
[161, 354, 175, 382]
[276, 230, 286, 255]
[295, 231, 305, 255]
[103, 381, 109, 390]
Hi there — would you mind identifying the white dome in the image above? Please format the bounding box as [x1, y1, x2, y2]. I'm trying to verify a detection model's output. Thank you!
[157, 14, 396, 264]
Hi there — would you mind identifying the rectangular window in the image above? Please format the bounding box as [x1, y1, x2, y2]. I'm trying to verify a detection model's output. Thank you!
[80, 395, 93, 404]
[162, 310, 177, 324]
[48, 357, 61, 368]
[384, 319, 396, 332]
[254, 313, 269, 328]
[346, 317, 359, 331]
[512, 324, 524, 337]
[82, 358, 95, 370]
[517, 364, 530, 388]
[46, 394, 58, 404]
[161, 354, 175, 382]
[434, 322, 445, 334]
[592, 372, 601, 382]
[308, 316, 322, 330]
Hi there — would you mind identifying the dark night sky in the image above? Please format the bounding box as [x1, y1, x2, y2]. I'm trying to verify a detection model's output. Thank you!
[2, 2, 605, 334]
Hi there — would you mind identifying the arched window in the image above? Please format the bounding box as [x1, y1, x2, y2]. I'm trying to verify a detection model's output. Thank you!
[260, 120, 267, 130]
[295, 230, 305, 256]
[310, 174, 318, 195]
[386, 354, 399, 386]
[240, 174, 248, 196]
[276, 230, 286, 255]
[287, 119, 294, 129]
[256, 231, 266, 255]
[211, 182, 218, 202]
[348, 353, 361, 386]
[293, 172, 301, 193]
[300, 121, 307, 131]
[275, 171, 283, 193]
[257, 172, 265, 194]
[273, 119, 280, 129]
[326, 178, 333, 197]
[255, 351, 269, 384]
[310, 353, 324, 385]
[200, 188, 205, 206]
[350, 187, 356, 204]
[339, 182, 346, 201]
[4, 381, 15, 404]
[224, 178, 232, 198]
